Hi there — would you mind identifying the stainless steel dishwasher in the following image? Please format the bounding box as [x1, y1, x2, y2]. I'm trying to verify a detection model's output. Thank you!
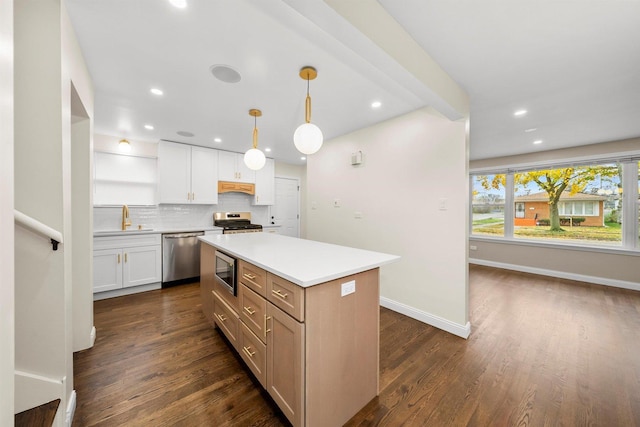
[162, 231, 204, 285]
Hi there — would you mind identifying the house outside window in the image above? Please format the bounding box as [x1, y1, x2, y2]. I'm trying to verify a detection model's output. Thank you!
[470, 161, 637, 248]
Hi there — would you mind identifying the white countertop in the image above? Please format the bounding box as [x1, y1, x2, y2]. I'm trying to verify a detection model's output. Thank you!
[199, 233, 400, 287]
[94, 226, 223, 237]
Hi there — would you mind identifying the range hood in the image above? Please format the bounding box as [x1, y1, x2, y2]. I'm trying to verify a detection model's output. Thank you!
[218, 181, 255, 195]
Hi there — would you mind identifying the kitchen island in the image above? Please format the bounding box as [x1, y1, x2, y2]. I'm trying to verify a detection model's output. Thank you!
[199, 233, 399, 427]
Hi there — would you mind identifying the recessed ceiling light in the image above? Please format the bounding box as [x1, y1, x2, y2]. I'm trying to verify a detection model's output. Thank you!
[210, 64, 242, 84]
[144, 124, 154, 130]
[514, 109, 527, 117]
[265, 148, 272, 152]
[300, 156, 306, 161]
[524, 128, 537, 133]
[371, 101, 382, 109]
[169, 0, 187, 8]
[533, 140, 543, 145]
[150, 88, 163, 96]
[177, 131, 194, 137]
[213, 137, 222, 143]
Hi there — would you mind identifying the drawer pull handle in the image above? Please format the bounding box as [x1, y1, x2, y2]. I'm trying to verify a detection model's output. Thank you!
[243, 273, 256, 280]
[272, 289, 288, 299]
[243, 306, 256, 315]
[242, 346, 255, 358]
[216, 313, 227, 322]
[264, 315, 272, 337]
[124, 253, 128, 263]
[117, 254, 121, 264]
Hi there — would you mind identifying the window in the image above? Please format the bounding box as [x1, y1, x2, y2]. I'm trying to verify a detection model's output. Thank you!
[470, 159, 640, 250]
[471, 174, 505, 237]
[558, 201, 598, 216]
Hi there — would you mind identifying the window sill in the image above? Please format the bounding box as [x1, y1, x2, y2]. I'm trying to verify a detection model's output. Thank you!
[469, 235, 640, 257]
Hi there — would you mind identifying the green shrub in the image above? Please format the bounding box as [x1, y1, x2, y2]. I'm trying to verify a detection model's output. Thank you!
[572, 217, 585, 224]
[537, 219, 550, 226]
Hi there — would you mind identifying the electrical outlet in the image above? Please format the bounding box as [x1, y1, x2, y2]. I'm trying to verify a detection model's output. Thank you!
[354, 211, 363, 219]
[341, 280, 356, 296]
[439, 197, 448, 210]
[469, 245, 478, 251]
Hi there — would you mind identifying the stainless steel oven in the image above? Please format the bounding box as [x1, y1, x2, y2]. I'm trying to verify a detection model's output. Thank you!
[214, 250, 237, 296]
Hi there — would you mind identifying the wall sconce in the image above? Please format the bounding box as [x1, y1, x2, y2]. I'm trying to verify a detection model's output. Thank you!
[118, 138, 131, 153]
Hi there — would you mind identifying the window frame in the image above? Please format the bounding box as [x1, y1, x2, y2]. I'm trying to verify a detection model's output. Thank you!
[470, 158, 640, 253]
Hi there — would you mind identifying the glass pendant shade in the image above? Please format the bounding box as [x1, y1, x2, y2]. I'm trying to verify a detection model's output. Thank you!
[293, 123, 323, 155]
[244, 147, 266, 171]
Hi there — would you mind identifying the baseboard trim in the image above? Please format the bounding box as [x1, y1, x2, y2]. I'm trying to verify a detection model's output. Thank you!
[65, 390, 76, 427]
[469, 258, 640, 292]
[90, 326, 96, 347]
[93, 282, 161, 301]
[380, 296, 471, 339]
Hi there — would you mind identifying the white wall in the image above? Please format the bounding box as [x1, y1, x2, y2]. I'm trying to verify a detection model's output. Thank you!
[14, 0, 94, 423]
[307, 108, 470, 337]
[0, 0, 14, 424]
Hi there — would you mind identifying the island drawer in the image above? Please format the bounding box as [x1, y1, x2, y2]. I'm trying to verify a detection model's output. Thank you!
[213, 291, 239, 350]
[239, 284, 268, 342]
[267, 273, 305, 322]
[239, 321, 267, 388]
[239, 260, 267, 297]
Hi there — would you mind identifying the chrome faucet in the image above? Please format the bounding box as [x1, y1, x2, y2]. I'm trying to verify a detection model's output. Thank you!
[121, 205, 131, 230]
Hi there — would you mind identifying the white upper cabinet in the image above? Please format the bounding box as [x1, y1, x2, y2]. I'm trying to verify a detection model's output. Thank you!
[218, 150, 256, 184]
[190, 146, 219, 204]
[158, 141, 218, 204]
[253, 158, 275, 205]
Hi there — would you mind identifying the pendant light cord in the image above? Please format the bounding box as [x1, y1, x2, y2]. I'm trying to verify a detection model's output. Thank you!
[305, 74, 312, 124]
[252, 114, 258, 149]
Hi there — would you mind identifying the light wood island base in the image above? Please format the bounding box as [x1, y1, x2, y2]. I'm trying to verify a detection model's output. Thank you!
[200, 243, 381, 426]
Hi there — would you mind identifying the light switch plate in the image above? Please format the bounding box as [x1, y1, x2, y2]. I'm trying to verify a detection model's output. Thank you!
[341, 280, 356, 296]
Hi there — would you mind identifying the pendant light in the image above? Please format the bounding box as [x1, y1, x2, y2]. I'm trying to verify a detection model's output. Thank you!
[118, 138, 131, 153]
[244, 109, 266, 171]
[293, 66, 323, 155]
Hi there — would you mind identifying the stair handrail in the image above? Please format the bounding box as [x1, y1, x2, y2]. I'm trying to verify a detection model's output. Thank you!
[14, 209, 62, 251]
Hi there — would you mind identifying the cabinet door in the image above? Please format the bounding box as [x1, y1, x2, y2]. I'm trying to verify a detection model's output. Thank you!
[158, 141, 191, 203]
[200, 243, 216, 327]
[217, 150, 238, 182]
[218, 151, 256, 183]
[266, 303, 304, 427]
[190, 146, 218, 204]
[253, 158, 274, 205]
[123, 245, 161, 288]
[93, 248, 123, 292]
[235, 155, 255, 184]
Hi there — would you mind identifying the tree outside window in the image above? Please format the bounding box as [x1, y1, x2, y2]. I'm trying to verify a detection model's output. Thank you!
[475, 164, 623, 245]
[471, 174, 505, 236]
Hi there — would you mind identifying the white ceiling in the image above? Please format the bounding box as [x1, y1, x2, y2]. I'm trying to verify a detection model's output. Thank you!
[66, 0, 640, 163]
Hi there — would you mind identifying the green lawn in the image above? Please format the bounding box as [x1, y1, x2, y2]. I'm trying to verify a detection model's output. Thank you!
[472, 217, 504, 226]
[473, 222, 623, 242]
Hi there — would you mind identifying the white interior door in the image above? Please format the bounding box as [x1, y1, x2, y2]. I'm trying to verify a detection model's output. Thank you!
[273, 177, 299, 238]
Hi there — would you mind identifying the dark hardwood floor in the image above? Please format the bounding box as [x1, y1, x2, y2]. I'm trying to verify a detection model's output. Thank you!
[73, 266, 640, 426]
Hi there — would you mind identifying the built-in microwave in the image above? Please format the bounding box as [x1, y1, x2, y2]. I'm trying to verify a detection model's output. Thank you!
[214, 250, 237, 296]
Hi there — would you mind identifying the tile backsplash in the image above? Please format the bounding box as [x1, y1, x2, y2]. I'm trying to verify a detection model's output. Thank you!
[94, 193, 269, 231]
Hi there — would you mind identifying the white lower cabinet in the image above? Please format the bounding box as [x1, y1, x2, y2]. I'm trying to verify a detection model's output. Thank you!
[93, 234, 161, 293]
